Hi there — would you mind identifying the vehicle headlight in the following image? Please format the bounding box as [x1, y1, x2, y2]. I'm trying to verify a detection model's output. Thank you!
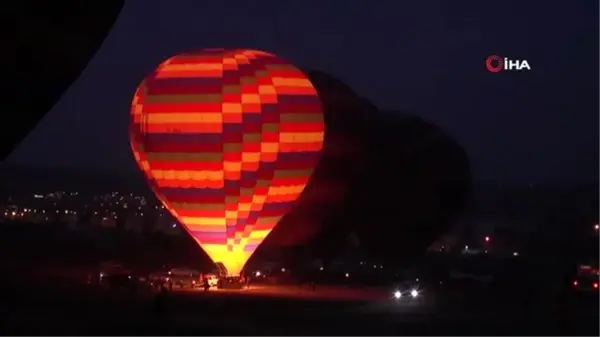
[410, 289, 419, 298]
[393, 290, 402, 299]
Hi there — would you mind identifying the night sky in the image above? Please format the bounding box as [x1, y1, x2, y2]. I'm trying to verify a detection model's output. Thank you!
[8, 0, 598, 183]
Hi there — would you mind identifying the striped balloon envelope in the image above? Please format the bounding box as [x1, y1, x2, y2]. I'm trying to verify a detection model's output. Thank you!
[129, 49, 324, 277]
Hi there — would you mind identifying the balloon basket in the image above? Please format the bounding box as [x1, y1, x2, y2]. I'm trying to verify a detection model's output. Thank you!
[218, 276, 245, 290]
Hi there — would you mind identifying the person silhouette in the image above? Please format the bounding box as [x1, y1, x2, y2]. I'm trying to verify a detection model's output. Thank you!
[154, 285, 168, 318]
[153, 285, 169, 333]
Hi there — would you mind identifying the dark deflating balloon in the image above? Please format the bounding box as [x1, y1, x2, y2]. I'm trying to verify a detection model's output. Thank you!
[259, 70, 376, 253]
[259, 71, 471, 266]
[5, 1, 124, 159]
[343, 111, 472, 264]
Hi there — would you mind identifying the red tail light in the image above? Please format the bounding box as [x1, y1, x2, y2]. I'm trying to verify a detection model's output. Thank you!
[573, 280, 578, 286]
[593, 282, 598, 289]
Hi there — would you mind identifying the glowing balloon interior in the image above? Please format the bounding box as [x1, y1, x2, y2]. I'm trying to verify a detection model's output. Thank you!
[129, 49, 324, 276]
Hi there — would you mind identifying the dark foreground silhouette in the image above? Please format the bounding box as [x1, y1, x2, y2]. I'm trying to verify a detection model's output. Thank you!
[6, 1, 124, 159]
[0, 274, 597, 335]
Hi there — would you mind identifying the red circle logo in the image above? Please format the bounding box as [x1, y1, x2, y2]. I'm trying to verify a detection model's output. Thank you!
[486, 55, 503, 73]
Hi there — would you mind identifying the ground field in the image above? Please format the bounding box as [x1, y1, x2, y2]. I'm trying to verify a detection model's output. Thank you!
[1, 279, 597, 335]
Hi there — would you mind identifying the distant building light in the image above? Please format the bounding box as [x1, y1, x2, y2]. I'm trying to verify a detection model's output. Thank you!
[513, 252, 519, 257]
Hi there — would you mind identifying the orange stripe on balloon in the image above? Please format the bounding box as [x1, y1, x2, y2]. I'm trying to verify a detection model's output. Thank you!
[155, 69, 223, 78]
[273, 86, 318, 95]
[153, 178, 224, 189]
[144, 123, 223, 134]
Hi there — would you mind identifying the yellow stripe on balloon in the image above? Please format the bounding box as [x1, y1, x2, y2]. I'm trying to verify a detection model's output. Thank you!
[267, 185, 305, 196]
[280, 132, 324, 143]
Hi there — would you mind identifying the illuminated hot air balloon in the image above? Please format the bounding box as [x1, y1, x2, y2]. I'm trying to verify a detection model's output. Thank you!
[129, 49, 324, 277]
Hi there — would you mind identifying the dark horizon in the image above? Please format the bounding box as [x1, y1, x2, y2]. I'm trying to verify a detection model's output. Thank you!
[2, 161, 598, 185]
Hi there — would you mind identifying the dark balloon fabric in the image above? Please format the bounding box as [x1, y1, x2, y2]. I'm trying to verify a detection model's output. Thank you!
[343, 111, 472, 264]
[260, 71, 472, 266]
[6, 1, 124, 159]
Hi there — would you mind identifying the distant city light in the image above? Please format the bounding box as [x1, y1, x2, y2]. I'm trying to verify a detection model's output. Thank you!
[595, 224, 599, 231]
[345, 273, 350, 278]
[484, 236, 490, 242]
[1, 191, 181, 235]
[513, 252, 519, 257]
